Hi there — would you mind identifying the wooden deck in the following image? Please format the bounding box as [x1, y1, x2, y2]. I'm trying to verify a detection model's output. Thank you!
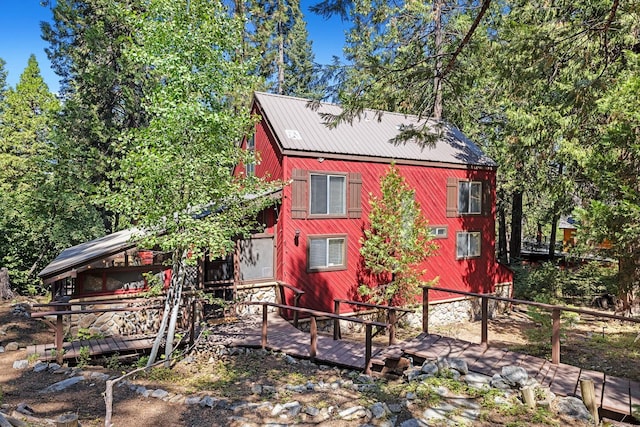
[27, 335, 155, 361]
[230, 314, 382, 370]
[231, 317, 638, 421]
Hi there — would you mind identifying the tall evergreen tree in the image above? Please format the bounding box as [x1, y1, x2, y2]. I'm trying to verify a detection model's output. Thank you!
[42, 0, 151, 232]
[246, 0, 322, 97]
[312, 0, 492, 126]
[0, 56, 101, 293]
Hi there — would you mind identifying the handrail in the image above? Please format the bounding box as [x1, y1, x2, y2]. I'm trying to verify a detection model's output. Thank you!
[422, 285, 640, 365]
[275, 281, 305, 328]
[243, 301, 388, 375]
[333, 298, 414, 345]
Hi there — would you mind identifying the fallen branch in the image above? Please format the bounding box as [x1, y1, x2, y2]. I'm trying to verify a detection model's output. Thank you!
[104, 328, 204, 427]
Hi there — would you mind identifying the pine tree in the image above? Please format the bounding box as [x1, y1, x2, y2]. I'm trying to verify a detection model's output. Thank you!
[42, 0, 152, 232]
[246, 0, 322, 97]
[359, 164, 438, 305]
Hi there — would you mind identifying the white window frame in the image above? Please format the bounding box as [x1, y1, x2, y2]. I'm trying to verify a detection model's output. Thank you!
[309, 173, 346, 216]
[307, 235, 347, 272]
[430, 226, 448, 239]
[457, 231, 481, 259]
[458, 181, 482, 214]
[245, 135, 255, 176]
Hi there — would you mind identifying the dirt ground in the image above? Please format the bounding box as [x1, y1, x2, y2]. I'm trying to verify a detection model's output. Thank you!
[0, 298, 635, 426]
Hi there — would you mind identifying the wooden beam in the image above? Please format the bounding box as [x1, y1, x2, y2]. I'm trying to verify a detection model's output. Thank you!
[552, 308, 561, 364]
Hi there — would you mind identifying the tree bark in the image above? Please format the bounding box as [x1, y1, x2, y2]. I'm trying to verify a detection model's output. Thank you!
[147, 249, 183, 367]
[510, 190, 523, 263]
[164, 250, 187, 367]
[432, 0, 444, 120]
[497, 197, 508, 264]
[0, 268, 13, 300]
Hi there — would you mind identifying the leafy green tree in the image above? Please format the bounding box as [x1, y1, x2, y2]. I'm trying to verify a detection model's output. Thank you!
[108, 0, 279, 365]
[359, 164, 438, 305]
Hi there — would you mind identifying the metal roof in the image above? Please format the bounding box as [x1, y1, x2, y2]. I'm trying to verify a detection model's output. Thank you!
[254, 92, 497, 168]
[38, 228, 143, 280]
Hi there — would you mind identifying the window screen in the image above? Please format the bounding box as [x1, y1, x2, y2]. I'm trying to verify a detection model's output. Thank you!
[310, 174, 346, 215]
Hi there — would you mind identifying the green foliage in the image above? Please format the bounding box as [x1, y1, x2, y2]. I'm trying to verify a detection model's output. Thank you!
[105, 353, 122, 371]
[0, 55, 68, 295]
[513, 261, 619, 302]
[245, 0, 323, 97]
[105, 0, 280, 261]
[359, 163, 438, 305]
[75, 328, 105, 341]
[77, 345, 91, 367]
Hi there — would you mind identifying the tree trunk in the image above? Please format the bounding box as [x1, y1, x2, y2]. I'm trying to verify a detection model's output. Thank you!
[497, 197, 508, 264]
[510, 190, 523, 264]
[432, 0, 444, 120]
[146, 249, 184, 367]
[164, 250, 188, 367]
[549, 214, 559, 257]
[548, 163, 563, 258]
[0, 268, 13, 300]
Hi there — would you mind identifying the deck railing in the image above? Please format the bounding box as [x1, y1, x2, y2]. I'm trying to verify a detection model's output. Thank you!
[275, 281, 305, 327]
[31, 299, 163, 363]
[422, 285, 640, 365]
[244, 301, 389, 375]
[333, 299, 414, 345]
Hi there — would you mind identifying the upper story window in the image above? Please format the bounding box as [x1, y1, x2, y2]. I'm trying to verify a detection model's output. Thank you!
[458, 181, 482, 214]
[245, 135, 255, 176]
[310, 173, 346, 215]
[447, 177, 489, 217]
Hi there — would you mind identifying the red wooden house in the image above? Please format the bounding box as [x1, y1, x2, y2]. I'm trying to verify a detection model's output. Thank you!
[239, 92, 513, 314]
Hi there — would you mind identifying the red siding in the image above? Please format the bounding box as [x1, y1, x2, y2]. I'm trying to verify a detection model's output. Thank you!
[274, 157, 508, 314]
[251, 112, 512, 314]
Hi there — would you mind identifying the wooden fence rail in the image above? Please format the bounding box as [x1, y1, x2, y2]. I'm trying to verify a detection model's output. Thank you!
[422, 285, 640, 365]
[333, 299, 414, 345]
[244, 301, 389, 375]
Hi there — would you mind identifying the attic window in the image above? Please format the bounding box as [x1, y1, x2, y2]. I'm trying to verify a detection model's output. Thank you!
[285, 129, 302, 140]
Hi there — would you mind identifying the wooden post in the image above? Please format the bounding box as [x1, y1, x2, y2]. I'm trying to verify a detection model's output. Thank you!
[422, 287, 429, 334]
[56, 413, 79, 427]
[551, 308, 561, 364]
[521, 387, 536, 408]
[481, 296, 488, 346]
[55, 303, 64, 365]
[104, 379, 114, 427]
[189, 299, 197, 346]
[261, 304, 268, 349]
[333, 300, 341, 340]
[293, 293, 301, 328]
[388, 309, 397, 345]
[310, 316, 317, 361]
[580, 378, 599, 425]
[364, 323, 372, 375]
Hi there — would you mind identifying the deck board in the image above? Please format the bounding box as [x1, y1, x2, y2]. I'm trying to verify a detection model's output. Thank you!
[602, 375, 630, 414]
[549, 363, 582, 396]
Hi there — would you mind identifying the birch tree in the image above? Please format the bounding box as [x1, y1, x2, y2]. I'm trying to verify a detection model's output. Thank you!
[107, 0, 280, 366]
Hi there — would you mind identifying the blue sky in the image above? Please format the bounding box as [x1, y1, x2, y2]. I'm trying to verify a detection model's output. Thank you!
[0, 0, 346, 94]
